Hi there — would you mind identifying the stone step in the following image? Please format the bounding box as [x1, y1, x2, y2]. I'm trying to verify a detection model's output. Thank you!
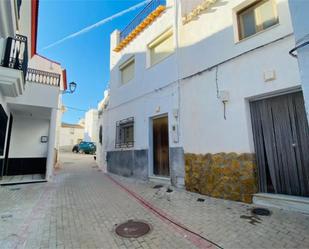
[253, 193, 309, 214]
[149, 175, 171, 185]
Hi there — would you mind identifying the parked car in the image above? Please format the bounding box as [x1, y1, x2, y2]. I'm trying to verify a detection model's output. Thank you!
[72, 141, 96, 154]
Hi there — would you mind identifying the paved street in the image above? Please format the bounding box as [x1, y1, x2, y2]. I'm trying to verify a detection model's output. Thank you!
[0, 153, 308, 249]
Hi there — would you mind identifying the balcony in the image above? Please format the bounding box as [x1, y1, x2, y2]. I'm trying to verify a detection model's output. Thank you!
[0, 34, 28, 97]
[114, 0, 166, 52]
[26, 68, 61, 87]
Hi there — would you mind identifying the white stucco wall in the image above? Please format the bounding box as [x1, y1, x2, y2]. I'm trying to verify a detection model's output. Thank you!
[106, 0, 181, 154]
[84, 109, 99, 143]
[288, 0, 309, 122]
[59, 126, 84, 148]
[9, 115, 50, 158]
[181, 35, 301, 154]
[178, 0, 300, 154]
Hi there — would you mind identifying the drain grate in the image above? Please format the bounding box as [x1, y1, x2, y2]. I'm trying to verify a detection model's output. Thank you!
[1, 214, 13, 219]
[9, 187, 21, 191]
[115, 220, 151, 238]
[153, 184, 163, 189]
[251, 208, 271, 216]
[197, 198, 205, 202]
[166, 188, 173, 193]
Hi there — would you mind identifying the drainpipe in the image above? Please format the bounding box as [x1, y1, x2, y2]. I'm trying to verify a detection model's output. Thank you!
[288, 0, 309, 123]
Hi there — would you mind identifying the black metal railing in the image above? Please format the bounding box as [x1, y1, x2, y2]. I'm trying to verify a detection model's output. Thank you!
[1, 34, 28, 79]
[120, 0, 166, 42]
[26, 68, 61, 87]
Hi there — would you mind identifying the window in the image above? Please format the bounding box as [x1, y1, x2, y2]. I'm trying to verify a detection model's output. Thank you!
[99, 126, 102, 144]
[0, 105, 8, 156]
[120, 57, 135, 84]
[115, 117, 134, 148]
[148, 29, 174, 66]
[238, 0, 278, 40]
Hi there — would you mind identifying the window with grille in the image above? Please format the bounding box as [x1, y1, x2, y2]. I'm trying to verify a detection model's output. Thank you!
[115, 117, 134, 148]
[237, 0, 278, 40]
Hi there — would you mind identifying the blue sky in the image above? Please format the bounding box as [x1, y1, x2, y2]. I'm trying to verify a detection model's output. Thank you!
[37, 0, 146, 123]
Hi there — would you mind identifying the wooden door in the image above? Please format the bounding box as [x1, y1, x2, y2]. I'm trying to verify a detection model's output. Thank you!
[250, 92, 309, 197]
[153, 116, 169, 176]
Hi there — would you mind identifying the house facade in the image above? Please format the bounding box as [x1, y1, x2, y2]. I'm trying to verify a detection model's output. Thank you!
[59, 123, 84, 152]
[103, 0, 308, 206]
[0, 0, 67, 184]
[84, 109, 99, 144]
[96, 90, 109, 172]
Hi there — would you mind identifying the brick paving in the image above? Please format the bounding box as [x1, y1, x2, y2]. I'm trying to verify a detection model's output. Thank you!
[0, 154, 200, 249]
[112, 174, 309, 249]
[0, 153, 308, 249]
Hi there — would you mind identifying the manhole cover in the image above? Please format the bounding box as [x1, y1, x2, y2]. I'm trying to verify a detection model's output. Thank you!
[115, 220, 151, 238]
[251, 208, 271, 216]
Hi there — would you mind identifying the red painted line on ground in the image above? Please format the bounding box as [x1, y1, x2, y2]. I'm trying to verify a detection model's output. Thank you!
[106, 174, 220, 249]
[13, 185, 54, 249]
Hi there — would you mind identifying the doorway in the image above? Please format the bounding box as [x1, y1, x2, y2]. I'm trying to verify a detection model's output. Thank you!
[152, 116, 170, 177]
[250, 91, 309, 197]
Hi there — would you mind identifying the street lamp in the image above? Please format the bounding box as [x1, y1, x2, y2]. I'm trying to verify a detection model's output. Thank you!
[63, 82, 77, 94]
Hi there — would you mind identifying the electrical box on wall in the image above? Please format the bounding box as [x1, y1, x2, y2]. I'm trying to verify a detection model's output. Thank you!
[172, 124, 179, 143]
[264, 70, 276, 82]
[218, 90, 230, 102]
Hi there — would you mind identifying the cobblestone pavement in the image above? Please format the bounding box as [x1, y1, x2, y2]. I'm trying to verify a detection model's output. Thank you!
[0, 153, 308, 249]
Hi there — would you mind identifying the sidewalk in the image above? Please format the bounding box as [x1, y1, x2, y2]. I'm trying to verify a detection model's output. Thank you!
[109, 173, 309, 249]
[0, 153, 308, 249]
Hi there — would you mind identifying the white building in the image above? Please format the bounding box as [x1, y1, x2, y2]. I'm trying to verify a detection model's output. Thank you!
[0, 0, 67, 184]
[96, 90, 109, 171]
[84, 109, 99, 143]
[102, 0, 309, 210]
[59, 122, 84, 152]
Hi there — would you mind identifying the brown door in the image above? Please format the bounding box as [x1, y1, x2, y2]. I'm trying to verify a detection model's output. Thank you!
[250, 92, 309, 197]
[153, 116, 169, 176]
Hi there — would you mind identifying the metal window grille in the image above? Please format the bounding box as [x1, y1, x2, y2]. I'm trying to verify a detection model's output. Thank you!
[115, 117, 134, 148]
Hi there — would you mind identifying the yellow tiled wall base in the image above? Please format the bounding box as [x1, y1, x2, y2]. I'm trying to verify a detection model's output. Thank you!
[185, 153, 258, 203]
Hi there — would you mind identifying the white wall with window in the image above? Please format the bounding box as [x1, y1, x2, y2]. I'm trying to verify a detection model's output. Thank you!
[120, 57, 135, 84]
[148, 28, 174, 67]
[179, 0, 294, 78]
[237, 0, 279, 40]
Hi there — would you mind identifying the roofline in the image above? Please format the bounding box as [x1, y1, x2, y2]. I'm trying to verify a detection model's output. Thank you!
[35, 53, 61, 65]
[31, 0, 39, 57]
[62, 69, 68, 90]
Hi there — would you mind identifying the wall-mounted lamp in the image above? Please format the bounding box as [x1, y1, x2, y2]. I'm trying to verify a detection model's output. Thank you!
[63, 82, 77, 94]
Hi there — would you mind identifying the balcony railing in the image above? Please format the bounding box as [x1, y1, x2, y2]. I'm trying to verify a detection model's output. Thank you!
[1, 34, 28, 79]
[26, 68, 61, 87]
[120, 0, 166, 42]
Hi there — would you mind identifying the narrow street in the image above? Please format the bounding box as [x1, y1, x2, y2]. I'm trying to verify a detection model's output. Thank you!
[0, 153, 308, 249]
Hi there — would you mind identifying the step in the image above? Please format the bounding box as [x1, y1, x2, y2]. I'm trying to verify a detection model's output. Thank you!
[253, 193, 309, 214]
[148, 175, 171, 185]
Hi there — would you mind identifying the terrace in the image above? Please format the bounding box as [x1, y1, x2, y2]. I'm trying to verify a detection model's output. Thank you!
[114, 0, 166, 52]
